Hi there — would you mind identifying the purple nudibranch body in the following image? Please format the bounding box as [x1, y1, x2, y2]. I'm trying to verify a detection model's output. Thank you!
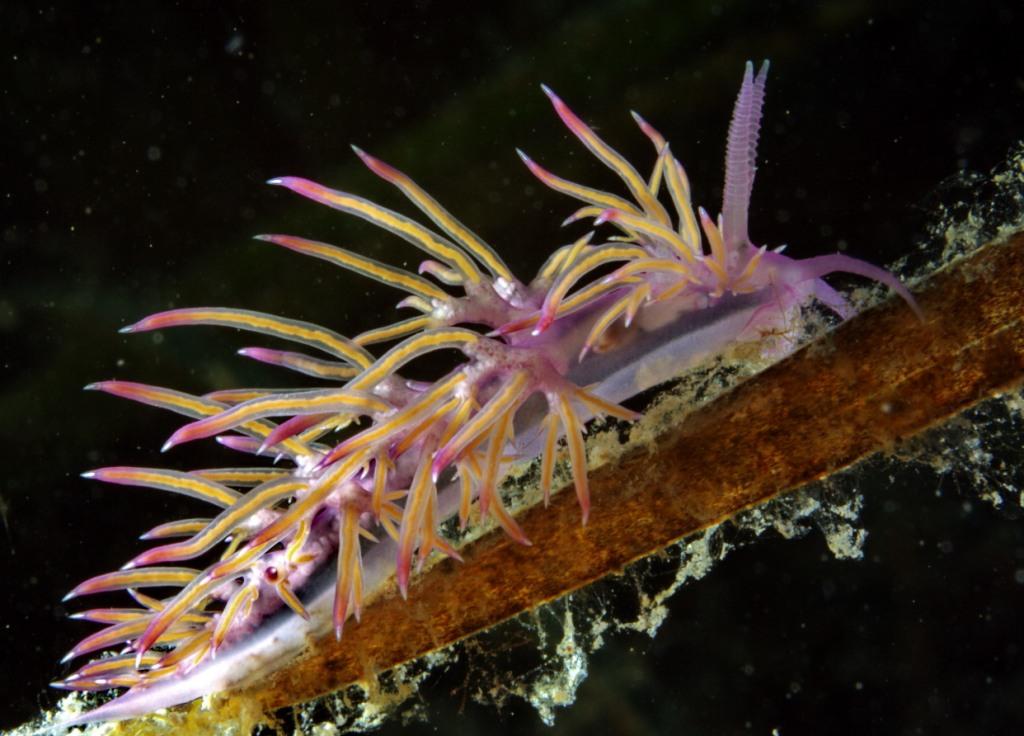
[58, 61, 919, 725]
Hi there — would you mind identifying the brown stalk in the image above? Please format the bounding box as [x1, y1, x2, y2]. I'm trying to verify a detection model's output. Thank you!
[241, 232, 1024, 714]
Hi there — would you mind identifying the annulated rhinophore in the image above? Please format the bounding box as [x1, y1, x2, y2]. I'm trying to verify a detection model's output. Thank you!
[56, 61, 918, 725]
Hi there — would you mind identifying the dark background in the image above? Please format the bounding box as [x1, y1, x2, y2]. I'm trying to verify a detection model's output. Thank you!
[2, 0, 1023, 733]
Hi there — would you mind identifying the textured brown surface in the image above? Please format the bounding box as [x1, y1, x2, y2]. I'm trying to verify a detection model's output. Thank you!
[243, 232, 1024, 713]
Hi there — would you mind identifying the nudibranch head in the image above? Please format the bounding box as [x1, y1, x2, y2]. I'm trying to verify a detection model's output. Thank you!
[55, 61, 917, 726]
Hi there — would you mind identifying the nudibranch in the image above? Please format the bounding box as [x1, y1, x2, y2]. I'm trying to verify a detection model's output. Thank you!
[56, 61, 918, 725]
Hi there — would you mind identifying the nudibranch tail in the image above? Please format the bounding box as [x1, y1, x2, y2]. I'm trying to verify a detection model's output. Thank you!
[58, 61, 918, 726]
